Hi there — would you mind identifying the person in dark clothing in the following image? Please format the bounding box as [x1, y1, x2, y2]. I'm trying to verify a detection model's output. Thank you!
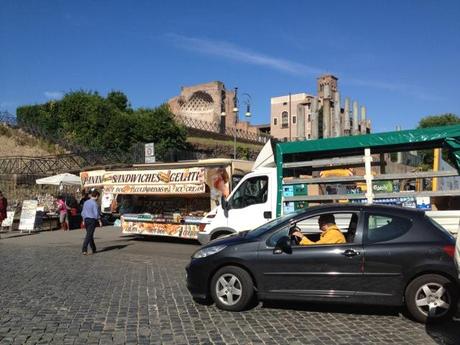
[81, 190, 102, 255]
[65, 195, 79, 230]
[79, 191, 90, 212]
[0, 191, 7, 225]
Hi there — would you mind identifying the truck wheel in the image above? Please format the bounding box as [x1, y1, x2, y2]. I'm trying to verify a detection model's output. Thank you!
[405, 274, 458, 323]
[210, 266, 255, 311]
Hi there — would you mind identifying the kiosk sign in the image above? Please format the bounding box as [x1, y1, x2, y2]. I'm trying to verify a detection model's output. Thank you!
[103, 168, 206, 195]
[80, 170, 105, 188]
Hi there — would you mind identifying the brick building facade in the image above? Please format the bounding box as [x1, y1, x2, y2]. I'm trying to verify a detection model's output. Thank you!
[270, 75, 371, 141]
[168, 81, 258, 134]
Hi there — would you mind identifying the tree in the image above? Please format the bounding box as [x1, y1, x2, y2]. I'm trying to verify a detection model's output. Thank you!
[132, 104, 187, 157]
[16, 91, 187, 159]
[107, 91, 129, 112]
[417, 113, 460, 168]
[418, 113, 460, 128]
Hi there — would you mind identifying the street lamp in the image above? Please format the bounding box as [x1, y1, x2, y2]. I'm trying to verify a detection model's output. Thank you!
[231, 88, 252, 159]
[220, 87, 253, 158]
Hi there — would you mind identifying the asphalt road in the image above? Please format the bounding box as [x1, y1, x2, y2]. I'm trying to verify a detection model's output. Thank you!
[1, 227, 460, 345]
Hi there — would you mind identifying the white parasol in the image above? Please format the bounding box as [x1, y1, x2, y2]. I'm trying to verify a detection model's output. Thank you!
[36, 173, 81, 186]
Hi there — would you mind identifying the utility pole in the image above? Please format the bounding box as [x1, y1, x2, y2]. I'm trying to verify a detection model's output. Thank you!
[289, 92, 292, 141]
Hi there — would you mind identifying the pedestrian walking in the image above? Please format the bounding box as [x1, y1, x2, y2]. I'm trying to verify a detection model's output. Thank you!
[81, 190, 102, 255]
[0, 191, 7, 225]
[56, 195, 68, 231]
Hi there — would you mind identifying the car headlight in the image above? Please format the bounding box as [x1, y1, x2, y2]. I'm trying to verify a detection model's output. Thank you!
[192, 245, 227, 259]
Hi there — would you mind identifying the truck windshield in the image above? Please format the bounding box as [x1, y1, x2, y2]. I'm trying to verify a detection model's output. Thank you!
[228, 176, 269, 209]
[246, 212, 301, 239]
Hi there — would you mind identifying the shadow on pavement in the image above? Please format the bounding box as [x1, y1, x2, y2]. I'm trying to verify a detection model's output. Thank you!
[125, 235, 200, 246]
[261, 300, 401, 317]
[425, 319, 460, 345]
[97, 244, 130, 253]
[0, 232, 39, 239]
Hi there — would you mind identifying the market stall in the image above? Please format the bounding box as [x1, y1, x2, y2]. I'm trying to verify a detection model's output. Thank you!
[102, 159, 253, 239]
[35, 173, 82, 230]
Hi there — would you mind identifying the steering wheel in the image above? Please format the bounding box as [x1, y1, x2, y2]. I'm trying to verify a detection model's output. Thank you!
[288, 225, 301, 246]
[244, 195, 259, 206]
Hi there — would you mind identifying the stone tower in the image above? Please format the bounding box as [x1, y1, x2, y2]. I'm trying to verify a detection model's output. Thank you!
[317, 75, 338, 98]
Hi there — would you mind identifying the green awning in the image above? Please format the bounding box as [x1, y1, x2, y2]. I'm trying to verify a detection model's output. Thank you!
[276, 124, 460, 172]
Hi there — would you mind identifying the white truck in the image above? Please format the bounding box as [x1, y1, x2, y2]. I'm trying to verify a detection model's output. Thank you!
[198, 125, 460, 244]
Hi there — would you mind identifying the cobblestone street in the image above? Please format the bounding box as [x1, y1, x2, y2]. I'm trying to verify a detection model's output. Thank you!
[0, 228, 459, 345]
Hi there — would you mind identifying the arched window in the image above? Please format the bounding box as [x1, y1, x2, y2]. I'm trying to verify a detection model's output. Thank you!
[281, 111, 289, 128]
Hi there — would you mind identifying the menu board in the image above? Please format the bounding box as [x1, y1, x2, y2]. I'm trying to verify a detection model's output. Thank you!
[19, 200, 38, 232]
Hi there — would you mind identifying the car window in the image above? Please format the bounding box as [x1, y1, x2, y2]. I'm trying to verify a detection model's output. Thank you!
[296, 213, 353, 234]
[246, 211, 301, 239]
[267, 212, 358, 247]
[365, 213, 412, 244]
[229, 176, 268, 209]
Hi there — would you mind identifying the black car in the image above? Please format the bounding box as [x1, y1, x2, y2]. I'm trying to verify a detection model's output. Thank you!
[186, 204, 459, 323]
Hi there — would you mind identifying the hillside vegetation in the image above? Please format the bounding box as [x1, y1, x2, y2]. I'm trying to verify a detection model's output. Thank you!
[0, 124, 63, 157]
[17, 90, 187, 158]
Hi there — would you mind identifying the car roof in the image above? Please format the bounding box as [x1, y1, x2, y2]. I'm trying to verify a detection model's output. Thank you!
[295, 203, 425, 218]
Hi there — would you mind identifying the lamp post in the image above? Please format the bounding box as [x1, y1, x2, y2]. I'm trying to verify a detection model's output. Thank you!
[231, 88, 252, 159]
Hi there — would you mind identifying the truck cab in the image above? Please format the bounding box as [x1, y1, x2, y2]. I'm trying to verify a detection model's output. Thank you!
[198, 167, 277, 244]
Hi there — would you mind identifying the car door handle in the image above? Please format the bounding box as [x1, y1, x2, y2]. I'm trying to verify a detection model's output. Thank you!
[342, 249, 360, 257]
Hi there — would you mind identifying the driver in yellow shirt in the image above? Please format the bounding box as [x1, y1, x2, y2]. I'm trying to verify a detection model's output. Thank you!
[292, 214, 346, 245]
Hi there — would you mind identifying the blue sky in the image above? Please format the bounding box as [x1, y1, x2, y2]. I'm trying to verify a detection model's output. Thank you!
[1, 0, 459, 132]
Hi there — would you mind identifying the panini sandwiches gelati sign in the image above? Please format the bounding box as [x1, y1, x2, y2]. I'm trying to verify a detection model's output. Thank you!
[80, 170, 106, 188]
[103, 168, 206, 195]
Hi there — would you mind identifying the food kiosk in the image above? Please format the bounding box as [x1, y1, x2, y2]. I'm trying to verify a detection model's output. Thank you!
[101, 159, 253, 239]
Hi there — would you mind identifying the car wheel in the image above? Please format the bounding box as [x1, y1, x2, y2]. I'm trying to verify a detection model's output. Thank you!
[405, 274, 458, 323]
[210, 266, 254, 311]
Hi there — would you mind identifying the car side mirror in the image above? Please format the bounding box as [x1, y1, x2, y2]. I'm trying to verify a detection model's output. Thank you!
[221, 196, 229, 217]
[220, 195, 226, 209]
[274, 236, 292, 254]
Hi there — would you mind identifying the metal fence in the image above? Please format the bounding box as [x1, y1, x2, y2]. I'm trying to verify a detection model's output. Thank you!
[0, 114, 145, 175]
[174, 114, 270, 144]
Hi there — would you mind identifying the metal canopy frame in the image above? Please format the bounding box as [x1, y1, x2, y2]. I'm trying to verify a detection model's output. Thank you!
[275, 125, 460, 217]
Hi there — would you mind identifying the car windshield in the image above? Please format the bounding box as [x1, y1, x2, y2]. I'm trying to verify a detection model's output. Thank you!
[246, 211, 302, 239]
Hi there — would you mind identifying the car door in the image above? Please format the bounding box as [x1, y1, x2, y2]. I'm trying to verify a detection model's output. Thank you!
[255, 211, 364, 301]
[360, 211, 414, 305]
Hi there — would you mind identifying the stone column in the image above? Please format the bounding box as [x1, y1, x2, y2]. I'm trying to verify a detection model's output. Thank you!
[333, 91, 341, 137]
[310, 97, 319, 139]
[360, 105, 367, 134]
[343, 97, 351, 135]
[297, 104, 305, 140]
[396, 125, 403, 163]
[323, 84, 331, 138]
[352, 100, 359, 135]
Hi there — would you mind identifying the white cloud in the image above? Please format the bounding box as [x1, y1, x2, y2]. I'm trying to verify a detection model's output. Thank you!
[165, 33, 324, 76]
[165, 33, 443, 102]
[345, 78, 444, 102]
[44, 91, 64, 100]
